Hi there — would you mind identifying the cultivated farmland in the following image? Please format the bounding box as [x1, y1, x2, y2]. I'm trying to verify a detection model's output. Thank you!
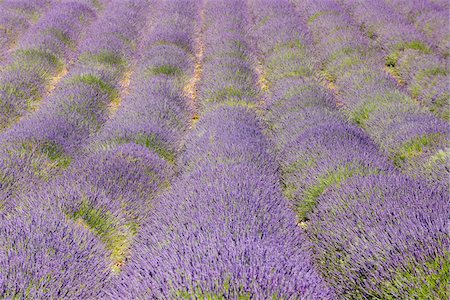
[0, 0, 448, 299]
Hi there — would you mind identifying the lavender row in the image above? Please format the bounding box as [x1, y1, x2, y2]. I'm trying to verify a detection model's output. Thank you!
[0, 0, 102, 130]
[336, 0, 449, 120]
[110, 0, 333, 298]
[0, 0, 151, 217]
[59, 0, 197, 267]
[0, 1, 199, 297]
[248, 0, 393, 222]
[293, 0, 450, 186]
[0, 0, 52, 61]
[249, 1, 449, 298]
[385, 0, 449, 55]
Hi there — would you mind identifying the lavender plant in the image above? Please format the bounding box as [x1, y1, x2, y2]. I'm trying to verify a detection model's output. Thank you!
[309, 175, 450, 299]
[384, 0, 449, 55]
[0, 200, 111, 299]
[0, 0, 152, 210]
[1, 1, 199, 297]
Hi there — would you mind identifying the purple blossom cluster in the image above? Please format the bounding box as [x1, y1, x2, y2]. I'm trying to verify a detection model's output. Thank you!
[0, 200, 111, 299]
[293, 0, 450, 186]
[110, 0, 334, 298]
[336, 0, 449, 120]
[0, 0, 51, 62]
[0, 0, 98, 130]
[248, 0, 450, 298]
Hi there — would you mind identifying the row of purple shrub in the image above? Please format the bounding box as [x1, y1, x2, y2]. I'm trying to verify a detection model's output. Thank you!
[109, 0, 334, 298]
[384, 0, 449, 55]
[335, 0, 449, 121]
[249, 0, 449, 298]
[0, 0, 149, 206]
[293, 0, 449, 186]
[0, 0, 52, 62]
[0, 0, 202, 297]
[0, 1, 156, 297]
[0, 0, 102, 130]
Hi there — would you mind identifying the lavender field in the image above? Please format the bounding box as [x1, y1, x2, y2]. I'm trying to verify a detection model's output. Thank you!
[0, 0, 448, 299]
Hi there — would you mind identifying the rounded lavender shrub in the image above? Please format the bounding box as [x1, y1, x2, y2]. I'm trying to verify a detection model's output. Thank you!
[309, 174, 450, 299]
[110, 163, 334, 299]
[0, 201, 110, 299]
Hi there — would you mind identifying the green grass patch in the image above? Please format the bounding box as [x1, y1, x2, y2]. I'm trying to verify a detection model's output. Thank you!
[134, 134, 176, 164]
[386, 51, 400, 67]
[308, 10, 335, 24]
[101, 134, 176, 164]
[45, 27, 75, 49]
[14, 49, 62, 69]
[350, 102, 378, 126]
[379, 254, 450, 299]
[71, 200, 136, 272]
[393, 133, 443, 167]
[15, 141, 72, 181]
[402, 40, 432, 53]
[69, 74, 118, 99]
[298, 165, 377, 221]
[81, 51, 126, 68]
[210, 86, 245, 102]
[387, 40, 432, 68]
[40, 141, 72, 169]
[147, 65, 182, 76]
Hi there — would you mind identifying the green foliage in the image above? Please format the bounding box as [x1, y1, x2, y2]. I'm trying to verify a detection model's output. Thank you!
[386, 51, 400, 67]
[14, 49, 63, 70]
[46, 27, 75, 48]
[147, 65, 182, 76]
[379, 254, 450, 299]
[69, 74, 118, 99]
[81, 51, 126, 68]
[308, 10, 335, 24]
[134, 133, 176, 164]
[101, 134, 176, 164]
[350, 102, 377, 126]
[40, 141, 72, 169]
[71, 200, 135, 272]
[297, 165, 377, 221]
[393, 133, 443, 167]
